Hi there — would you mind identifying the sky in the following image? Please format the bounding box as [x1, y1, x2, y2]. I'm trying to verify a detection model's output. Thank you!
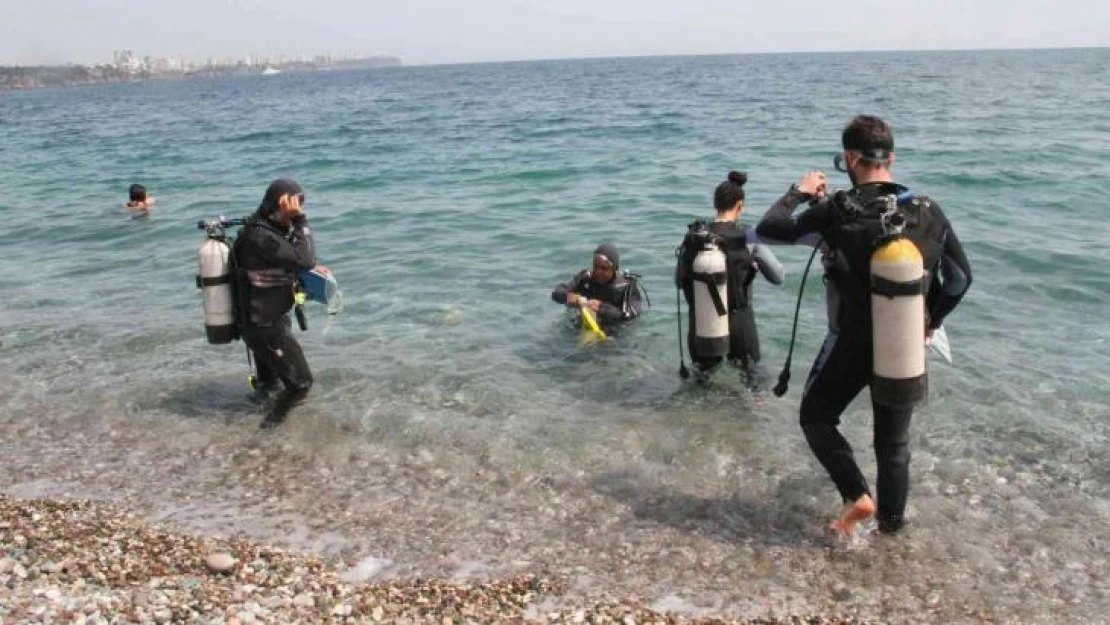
[1, 0, 1107, 66]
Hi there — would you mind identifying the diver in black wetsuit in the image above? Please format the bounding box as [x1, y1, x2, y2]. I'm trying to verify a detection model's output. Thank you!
[675, 171, 784, 381]
[233, 179, 318, 429]
[551, 243, 643, 332]
[757, 116, 972, 535]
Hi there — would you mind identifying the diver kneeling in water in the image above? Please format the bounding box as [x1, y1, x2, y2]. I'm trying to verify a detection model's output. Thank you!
[552, 243, 645, 334]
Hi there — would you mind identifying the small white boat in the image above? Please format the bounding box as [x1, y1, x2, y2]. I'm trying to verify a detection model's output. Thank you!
[261, 67, 282, 76]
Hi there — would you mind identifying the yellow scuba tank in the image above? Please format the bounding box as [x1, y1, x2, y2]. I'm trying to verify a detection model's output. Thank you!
[870, 206, 927, 407]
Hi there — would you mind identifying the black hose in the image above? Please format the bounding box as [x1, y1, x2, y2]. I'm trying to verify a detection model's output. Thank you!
[225, 228, 257, 385]
[294, 305, 308, 331]
[773, 240, 823, 397]
[676, 288, 689, 379]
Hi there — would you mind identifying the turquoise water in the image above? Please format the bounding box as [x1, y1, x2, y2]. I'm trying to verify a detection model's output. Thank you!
[2, 49, 1108, 618]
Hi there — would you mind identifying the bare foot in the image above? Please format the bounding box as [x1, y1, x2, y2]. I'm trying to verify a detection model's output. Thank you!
[828, 494, 876, 537]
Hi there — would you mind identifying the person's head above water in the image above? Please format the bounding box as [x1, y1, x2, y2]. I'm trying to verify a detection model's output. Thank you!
[125, 183, 156, 211]
[839, 115, 895, 186]
[129, 184, 147, 203]
[258, 178, 305, 225]
[713, 170, 747, 216]
[592, 243, 619, 284]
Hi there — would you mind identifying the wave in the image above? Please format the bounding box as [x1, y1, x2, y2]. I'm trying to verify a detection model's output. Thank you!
[223, 130, 282, 143]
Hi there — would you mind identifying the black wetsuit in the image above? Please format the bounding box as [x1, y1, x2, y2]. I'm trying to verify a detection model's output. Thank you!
[551, 270, 643, 330]
[757, 182, 972, 532]
[676, 221, 781, 372]
[233, 213, 316, 426]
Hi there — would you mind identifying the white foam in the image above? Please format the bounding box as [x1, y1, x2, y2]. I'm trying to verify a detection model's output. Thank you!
[339, 556, 394, 583]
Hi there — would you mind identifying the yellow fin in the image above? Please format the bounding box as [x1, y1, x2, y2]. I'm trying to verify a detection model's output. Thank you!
[578, 307, 608, 345]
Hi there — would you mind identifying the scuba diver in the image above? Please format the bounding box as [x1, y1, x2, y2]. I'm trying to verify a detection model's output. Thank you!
[675, 171, 784, 384]
[551, 243, 644, 334]
[233, 178, 319, 429]
[757, 116, 972, 536]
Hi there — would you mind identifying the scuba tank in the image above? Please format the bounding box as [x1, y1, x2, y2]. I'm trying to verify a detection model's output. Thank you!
[195, 217, 244, 344]
[870, 195, 927, 407]
[773, 189, 930, 402]
[687, 223, 730, 359]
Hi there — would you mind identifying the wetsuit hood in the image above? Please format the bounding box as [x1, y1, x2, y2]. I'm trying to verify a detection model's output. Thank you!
[594, 243, 620, 270]
[259, 178, 303, 217]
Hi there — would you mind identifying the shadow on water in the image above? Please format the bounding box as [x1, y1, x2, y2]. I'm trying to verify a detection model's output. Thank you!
[144, 379, 258, 423]
[589, 469, 831, 548]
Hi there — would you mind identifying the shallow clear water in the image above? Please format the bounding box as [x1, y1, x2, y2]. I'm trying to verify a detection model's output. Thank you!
[1, 49, 1108, 620]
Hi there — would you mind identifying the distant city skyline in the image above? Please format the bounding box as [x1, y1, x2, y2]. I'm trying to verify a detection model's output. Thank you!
[1, 0, 1107, 67]
[103, 49, 393, 73]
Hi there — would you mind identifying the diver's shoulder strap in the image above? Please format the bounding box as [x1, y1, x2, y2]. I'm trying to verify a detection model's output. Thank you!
[622, 272, 650, 308]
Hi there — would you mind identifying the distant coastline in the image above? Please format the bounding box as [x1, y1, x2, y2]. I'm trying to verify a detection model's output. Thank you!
[0, 56, 402, 91]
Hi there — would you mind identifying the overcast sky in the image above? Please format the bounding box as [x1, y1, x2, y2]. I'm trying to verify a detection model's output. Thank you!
[1, 0, 1107, 66]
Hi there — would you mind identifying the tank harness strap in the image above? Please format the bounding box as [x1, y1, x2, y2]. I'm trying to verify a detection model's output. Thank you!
[871, 275, 925, 298]
[623, 273, 650, 309]
[196, 274, 232, 288]
[692, 271, 728, 316]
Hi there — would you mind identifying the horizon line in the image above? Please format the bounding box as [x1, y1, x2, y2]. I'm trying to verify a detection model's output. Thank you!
[405, 44, 1108, 68]
[2, 44, 1106, 70]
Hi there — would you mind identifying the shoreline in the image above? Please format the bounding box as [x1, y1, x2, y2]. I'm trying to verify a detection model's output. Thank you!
[2, 408, 1079, 624]
[0, 59, 401, 92]
[1, 494, 858, 624]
